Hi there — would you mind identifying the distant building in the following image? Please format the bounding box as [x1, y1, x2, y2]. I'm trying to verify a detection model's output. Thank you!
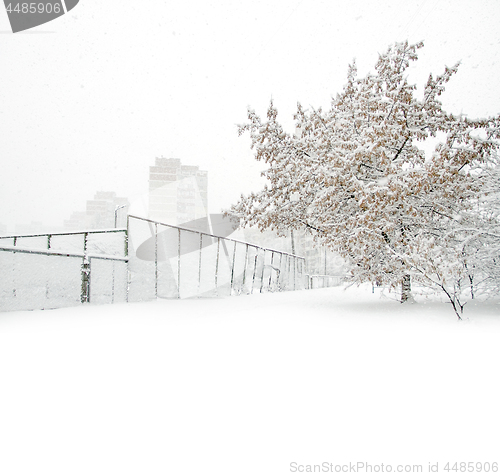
[148, 157, 208, 225]
[86, 191, 129, 229]
[63, 211, 89, 231]
[63, 191, 129, 231]
[14, 221, 48, 235]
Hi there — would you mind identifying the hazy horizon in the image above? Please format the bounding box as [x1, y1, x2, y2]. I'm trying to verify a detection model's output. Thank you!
[1, 0, 500, 232]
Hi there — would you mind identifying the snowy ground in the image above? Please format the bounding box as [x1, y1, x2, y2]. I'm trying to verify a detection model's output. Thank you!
[0, 285, 499, 476]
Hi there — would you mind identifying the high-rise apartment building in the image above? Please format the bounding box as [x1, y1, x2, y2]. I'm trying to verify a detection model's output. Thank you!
[148, 157, 208, 225]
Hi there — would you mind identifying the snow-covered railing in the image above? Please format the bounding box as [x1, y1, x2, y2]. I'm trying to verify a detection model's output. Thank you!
[0, 245, 128, 311]
[0, 219, 343, 312]
[0, 228, 128, 257]
[127, 215, 306, 300]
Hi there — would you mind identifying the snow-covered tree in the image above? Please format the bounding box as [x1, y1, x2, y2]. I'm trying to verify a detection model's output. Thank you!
[230, 41, 500, 316]
[456, 157, 500, 301]
[401, 117, 500, 317]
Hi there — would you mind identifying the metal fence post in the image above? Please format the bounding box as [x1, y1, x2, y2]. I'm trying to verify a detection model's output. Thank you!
[251, 251, 258, 294]
[111, 259, 116, 304]
[177, 228, 181, 299]
[268, 252, 274, 289]
[277, 252, 283, 290]
[293, 257, 297, 291]
[126, 216, 130, 302]
[198, 233, 203, 296]
[125, 217, 129, 258]
[215, 237, 220, 296]
[81, 256, 90, 303]
[285, 255, 290, 291]
[242, 244, 249, 292]
[301, 259, 305, 289]
[259, 250, 266, 293]
[230, 241, 237, 295]
[155, 223, 158, 299]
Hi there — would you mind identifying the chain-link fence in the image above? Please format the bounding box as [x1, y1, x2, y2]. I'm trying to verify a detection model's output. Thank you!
[1, 219, 346, 312]
[0, 229, 128, 311]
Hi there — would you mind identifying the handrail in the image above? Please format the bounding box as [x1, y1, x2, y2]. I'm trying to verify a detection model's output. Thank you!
[0, 228, 127, 240]
[128, 215, 305, 261]
[0, 246, 128, 261]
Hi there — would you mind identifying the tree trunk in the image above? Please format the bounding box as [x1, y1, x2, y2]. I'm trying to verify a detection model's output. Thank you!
[401, 274, 411, 303]
[469, 274, 474, 300]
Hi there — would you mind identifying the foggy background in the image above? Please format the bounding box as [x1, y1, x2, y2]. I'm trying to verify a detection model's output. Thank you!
[1, 0, 499, 232]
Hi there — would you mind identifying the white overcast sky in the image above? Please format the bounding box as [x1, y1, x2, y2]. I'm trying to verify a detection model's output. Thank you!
[1, 0, 500, 230]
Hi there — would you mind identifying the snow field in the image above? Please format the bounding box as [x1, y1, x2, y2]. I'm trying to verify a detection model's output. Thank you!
[0, 285, 499, 476]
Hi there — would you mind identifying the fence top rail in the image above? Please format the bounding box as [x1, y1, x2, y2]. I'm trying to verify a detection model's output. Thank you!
[0, 228, 127, 240]
[88, 254, 129, 262]
[128, 215, 305, 261]
[0, 246, 129, 261]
